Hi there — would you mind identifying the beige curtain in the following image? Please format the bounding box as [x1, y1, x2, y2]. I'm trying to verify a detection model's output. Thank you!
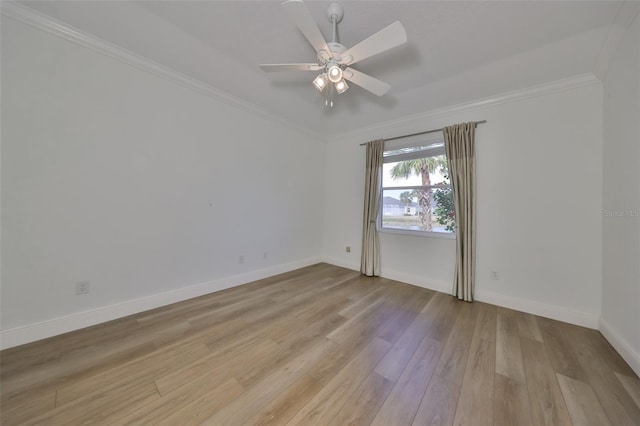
[361, 139, 384, 277]
[443, 123, 477, 301]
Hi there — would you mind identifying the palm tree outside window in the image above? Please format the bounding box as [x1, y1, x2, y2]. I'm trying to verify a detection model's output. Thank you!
[380, 136, 455, 235]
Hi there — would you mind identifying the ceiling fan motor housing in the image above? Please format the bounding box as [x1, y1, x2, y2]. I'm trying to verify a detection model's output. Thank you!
[320, 42, 348, 65]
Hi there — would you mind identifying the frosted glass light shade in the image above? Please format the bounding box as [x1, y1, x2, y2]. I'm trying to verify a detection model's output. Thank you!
[335, 79, 348, 94]
[328, 65, 342, 83]
[313, 74, 328, 91]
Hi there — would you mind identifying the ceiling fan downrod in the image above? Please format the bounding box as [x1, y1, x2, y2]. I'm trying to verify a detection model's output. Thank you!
[325, 3, 343, 107]
[327, 2, 343, 44]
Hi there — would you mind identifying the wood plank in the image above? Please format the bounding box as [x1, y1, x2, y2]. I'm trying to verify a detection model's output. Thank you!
[421, 292, 465, 343]
[155, 336, 280, 395]
[240, 273, 353, 324]
[371, 337, 442, 426]
[326, 298, 389, 345]
[150, 320, 194, 347]
[615, 372, 640, 408]
[155, 378, 245, 426]
[203, 337, 341, 425]
[376, 287, 434, 344]
[305, 334, 369, 386]
[329, 372, 395, 426]
[167, 316, 247, 350]
[561, 322, 637, 376]
[536, 316, 588, 381]
[516, 311, 544, 342]
[287, 273, 365, 321]
[453, 339, 495, 425]
[245, 374, 324, 426]
[287, 337, 391, 425]
[561, 323, 640, 425]
[494, 373, 533, 426]
[24, 375, 160, 425]
[1, 338, 158, 411]
[2, 264, 637, 426]
[496, 307, 526, 383]
[452, 303, 496, 426]
[260, 313, 311, 343]
[339, 286, 387, 319]
[0, 390, 56, 426]
[235, 314, 347, 389]
[56, 341, 210, 405]
[0, 345, 61, 380]
[113, 372, 244, 424]
[186, 293, 276, 327]
[374, 306, 438, 382]
[471, 302, 497, 342]
[520, 337, 572, 426]
[411, 301, 477, 426]
[556, 373, 612, 426]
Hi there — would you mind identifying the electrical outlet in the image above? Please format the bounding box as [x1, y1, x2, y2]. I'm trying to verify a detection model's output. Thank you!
[239, 255, 244, 264]
[491, 271, 500, 280]
[346, 246, 351, 253]
[76, 281, 90, 295]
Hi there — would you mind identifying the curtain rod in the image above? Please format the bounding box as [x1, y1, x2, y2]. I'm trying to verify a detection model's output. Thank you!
[359, 120, 487, 146]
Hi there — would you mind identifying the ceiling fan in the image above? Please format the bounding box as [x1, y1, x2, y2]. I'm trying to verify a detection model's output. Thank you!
[260, 0, 407, 107]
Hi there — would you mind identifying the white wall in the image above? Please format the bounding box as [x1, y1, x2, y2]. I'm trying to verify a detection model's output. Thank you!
[1, 16, 324, 346]
[324, 79, 603, 328]
[601, 13, 640, 375]
[4, 7, 632, 369]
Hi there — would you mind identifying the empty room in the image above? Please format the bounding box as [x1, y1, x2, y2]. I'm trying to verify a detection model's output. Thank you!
[1, 0, 639, 425]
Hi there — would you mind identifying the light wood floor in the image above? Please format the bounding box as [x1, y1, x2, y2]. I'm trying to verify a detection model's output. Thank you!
[1, 263, 639, 426]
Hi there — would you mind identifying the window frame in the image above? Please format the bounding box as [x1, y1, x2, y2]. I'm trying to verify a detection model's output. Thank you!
[378, 137, 455, 239]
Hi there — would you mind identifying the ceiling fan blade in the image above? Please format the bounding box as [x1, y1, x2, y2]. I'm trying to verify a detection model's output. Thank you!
[259, 63, 323, 72]
[343, 67, 391, 96]
[342, 21, 407, 65]
[282, 0, 332, 59]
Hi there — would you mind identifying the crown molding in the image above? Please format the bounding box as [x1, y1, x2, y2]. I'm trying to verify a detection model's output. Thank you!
[0, 1, 324, 142]
[594, 1, 640, 80]
[330, 73, 601, 143]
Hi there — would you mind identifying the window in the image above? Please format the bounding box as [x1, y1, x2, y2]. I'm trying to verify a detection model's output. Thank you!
[380, 134, 455, 236]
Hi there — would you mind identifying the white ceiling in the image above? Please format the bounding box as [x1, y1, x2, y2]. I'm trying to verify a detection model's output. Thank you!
[14, 0, 625, 137]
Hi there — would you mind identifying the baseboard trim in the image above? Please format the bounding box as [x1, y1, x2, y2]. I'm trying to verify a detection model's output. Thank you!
[0, 256, 322, 350]
[474, 289, 599, 329]
[322, 256, 451, 297]
[322, 256, 359, 273]
[322, 257, 599, 329]
[323, 258, 638, 373]
[322, 256, 452, 293]
[379, 269, 453, 295]
[599, 318, 640, 377]
[2, 256, 607, 352]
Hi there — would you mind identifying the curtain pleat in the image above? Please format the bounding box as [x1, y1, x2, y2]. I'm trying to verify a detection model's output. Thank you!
[443, 123, 477, 301]
[361, 139, 384, 277]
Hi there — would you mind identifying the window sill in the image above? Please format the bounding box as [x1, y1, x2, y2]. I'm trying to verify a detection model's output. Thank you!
[378, 227, 456, 240]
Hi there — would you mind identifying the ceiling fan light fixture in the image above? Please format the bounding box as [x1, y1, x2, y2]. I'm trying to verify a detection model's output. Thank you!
[313, 73, 328, 91]
[327, 65, 342, 83]
[259, 1, 407, 103]
[335, 79, 349, 94]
